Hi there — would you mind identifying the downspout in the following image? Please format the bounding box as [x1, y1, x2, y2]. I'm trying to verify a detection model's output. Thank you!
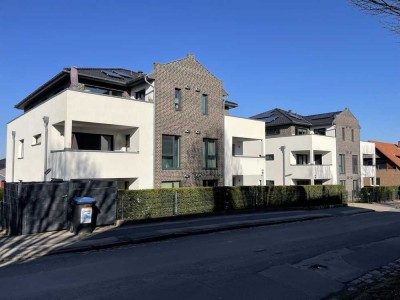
[11, 131, 16, 182]
[280, 146, 286, 186]
[43, 116, 49, 181]
[145, 74, 155, 188]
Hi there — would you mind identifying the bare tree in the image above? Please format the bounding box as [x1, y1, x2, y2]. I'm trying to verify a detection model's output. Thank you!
[349, 0, 400, 33]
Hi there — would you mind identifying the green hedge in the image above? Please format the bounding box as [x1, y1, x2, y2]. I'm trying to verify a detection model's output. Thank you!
[117, 185, 347, 221]
[360, 186, 400, 203]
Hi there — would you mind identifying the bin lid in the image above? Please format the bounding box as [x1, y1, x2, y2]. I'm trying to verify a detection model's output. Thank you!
[73, 197, 96, 204]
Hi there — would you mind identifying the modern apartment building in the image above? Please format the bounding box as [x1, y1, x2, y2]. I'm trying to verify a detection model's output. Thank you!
[6, 55, 238, 189]
[251, 108, 365, 196]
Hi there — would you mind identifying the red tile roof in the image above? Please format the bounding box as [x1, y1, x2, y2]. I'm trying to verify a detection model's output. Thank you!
[370, 141, 400, 169]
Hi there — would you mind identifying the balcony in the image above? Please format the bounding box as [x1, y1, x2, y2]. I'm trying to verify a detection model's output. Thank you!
[231, 156, 264, 176]
[362, 165, 376, 178]
[49, 149, 144, 180]
[289, 164, 333, 180]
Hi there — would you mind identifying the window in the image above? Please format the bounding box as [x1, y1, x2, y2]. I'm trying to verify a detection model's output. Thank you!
[161, 181, 180, 188]
[351, 129, 354, 142]
[352, 155, 359, 174]
[296, 154, 309, 165]
[32, 134, 41, 146]
[84, 85, 123, 97]
[340, 180, 346, 187]
[314, 154, 322, 165]
[296, 180, 311, 185]
[18, 139, 24, 159]
[339, 154, 346, 174]
[266, 128, 280, 135]
[353, 180, 359, 191]
[376, 177, 381, 186]
[162, 135, 180, 169]
[135, 89, 146, 100]
[314, 180, 324, 185]
[203, 180, 217, 187]
[265, 154, 274, 161]
[342, 127, 345, 141]
[314, 128, 326, 135]
[71, 133, 113, 151]
[174, 88, 181, 111]
[266, 180, 275, 186]
[203, 139, 217, 169]
[201, 94, 208, 115]
[296, 127, 308, 135]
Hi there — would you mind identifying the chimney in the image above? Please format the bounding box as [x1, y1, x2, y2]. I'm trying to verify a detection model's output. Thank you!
[137, 70, 143, 76]
[398, 141, 400, 148]
[70, 66, 79, 90]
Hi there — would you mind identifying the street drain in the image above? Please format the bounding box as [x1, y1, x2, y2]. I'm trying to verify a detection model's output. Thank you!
[309, 264, 328, 270]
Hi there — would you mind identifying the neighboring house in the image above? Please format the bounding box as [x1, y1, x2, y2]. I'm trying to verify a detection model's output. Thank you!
[251, 108, 362, 196]
[6, 54, 238, 189]
[0, 158, 5, 188]
[370, 141, 400, 186]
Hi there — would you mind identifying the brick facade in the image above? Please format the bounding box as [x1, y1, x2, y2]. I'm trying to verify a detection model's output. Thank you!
[153, 54, 225, 187]
[335, 109, 361, 194]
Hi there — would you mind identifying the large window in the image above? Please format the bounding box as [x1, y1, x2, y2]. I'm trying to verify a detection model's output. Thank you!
[161, 181, 180, 188]
[352, 155, 359, 174]
[72, 133, 114, 151]
[296, 154, 309, 165]
[174, 88, 181, 111]
[135, 89, 145, 100]
[162, 135, 180, 169]
[84, 85, 123, 97]
[314, 128, 326, 135]
[314, 154, 322, 165]
[201, 94, 208, 115]
[203, 139, 217, 169]
[296, 127, 308, 135]
[339, 154, 346, 174]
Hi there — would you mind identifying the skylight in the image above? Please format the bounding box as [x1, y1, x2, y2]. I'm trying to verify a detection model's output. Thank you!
[101, 70, 123, 79]
[112, 70, 133, 78]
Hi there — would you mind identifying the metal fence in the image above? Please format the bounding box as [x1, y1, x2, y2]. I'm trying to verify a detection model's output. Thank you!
[2, 180, 117, 236]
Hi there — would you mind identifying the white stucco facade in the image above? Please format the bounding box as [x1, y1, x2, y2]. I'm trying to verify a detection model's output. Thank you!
[6, 89, 154, 189]
[224, 116, 265, 186]
[265, 134, 337, 186]
[360, 141, 376, 187]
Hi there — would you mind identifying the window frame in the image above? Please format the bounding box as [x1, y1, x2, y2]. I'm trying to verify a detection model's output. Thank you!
[201, 94, 208, 115]
[339, 154, 346, 174]
[352, 155, 359, 174]
[296, 154, 309, 165]
[203, 138, 217, 169]
[174, 88, 181, 111]
[162, 135, 180, 170]
[18, 139, 24, 159]
[296, 127, 308, 135]
[161, 181, 180, 188]
[265, 154, 274, 161]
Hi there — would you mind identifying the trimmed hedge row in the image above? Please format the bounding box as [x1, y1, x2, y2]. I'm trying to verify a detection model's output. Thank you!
[359, 186, 400, 203]
[117, 185, 347, 221]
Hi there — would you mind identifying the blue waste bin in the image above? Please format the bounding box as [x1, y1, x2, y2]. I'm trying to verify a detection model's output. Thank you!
[71, 197, 97, 234]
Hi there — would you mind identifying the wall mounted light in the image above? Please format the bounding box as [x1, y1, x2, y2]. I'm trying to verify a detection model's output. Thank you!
[185, 129, 191, 134]
[195, 130, 201, 134]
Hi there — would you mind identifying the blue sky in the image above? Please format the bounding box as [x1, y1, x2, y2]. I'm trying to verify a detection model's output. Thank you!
[1, 0, 399, 158]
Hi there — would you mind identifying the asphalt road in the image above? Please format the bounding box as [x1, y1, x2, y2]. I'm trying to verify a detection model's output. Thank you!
[2, 211, 400, 300]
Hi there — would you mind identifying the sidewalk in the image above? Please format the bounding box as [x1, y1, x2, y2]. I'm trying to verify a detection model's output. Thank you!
[0, 205, 379, 266]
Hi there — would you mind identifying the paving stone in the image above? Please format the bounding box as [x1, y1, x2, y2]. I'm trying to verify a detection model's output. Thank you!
[365, 279, 374, 284]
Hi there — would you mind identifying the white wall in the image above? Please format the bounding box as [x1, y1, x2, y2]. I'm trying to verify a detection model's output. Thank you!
[7, 90, 155, 189]
[224, 116, 265, 186]
[265, 134, 337, 185]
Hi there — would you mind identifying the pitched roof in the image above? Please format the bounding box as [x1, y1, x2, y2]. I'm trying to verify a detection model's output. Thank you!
[370, 141, 400, 169]
[304, 111, 342, 126]
[251, 108, 312, 127]
[15, 67, 144, 110]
